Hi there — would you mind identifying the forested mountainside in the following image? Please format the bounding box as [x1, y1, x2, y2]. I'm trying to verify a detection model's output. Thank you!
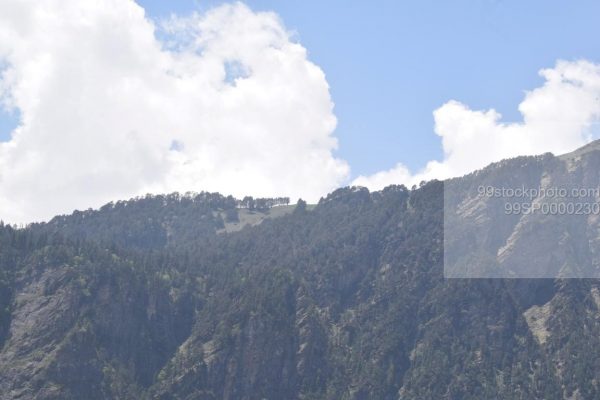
[3, 145, 600, 399]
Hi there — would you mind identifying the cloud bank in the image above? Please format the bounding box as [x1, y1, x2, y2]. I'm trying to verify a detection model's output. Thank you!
[354, 60, 600, 190]
[0, 0, 349, 223]
[2, 1, 600, 224]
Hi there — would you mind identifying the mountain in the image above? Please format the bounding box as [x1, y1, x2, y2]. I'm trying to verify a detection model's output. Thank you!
[445, 139, 600, 278]
[2, 142, 600, 399]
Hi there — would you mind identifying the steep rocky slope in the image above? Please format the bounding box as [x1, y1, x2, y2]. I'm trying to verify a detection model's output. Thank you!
[2, 143, 600, 399]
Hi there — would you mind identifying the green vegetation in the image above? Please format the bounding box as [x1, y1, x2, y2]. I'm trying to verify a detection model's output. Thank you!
[0, 181, 598, 399]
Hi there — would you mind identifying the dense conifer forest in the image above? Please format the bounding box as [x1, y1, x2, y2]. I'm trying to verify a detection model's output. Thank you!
[2, 153, 600, 398]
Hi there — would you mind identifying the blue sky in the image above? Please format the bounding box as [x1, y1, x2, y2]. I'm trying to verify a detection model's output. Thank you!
[1, 0, 600, 222]
[136, 0, 600, 175]
[1, 0, 599, 175]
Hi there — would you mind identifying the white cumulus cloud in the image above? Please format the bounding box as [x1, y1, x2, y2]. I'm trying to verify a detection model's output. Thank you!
[353, 60, 600, 190]
[0, 0, 349, 224]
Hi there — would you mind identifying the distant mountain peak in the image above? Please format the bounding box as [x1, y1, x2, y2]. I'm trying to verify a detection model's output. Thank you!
[558, 138, 600, 160]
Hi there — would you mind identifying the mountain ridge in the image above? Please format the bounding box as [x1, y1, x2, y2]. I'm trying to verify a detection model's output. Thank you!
[2, 141, 600, 399]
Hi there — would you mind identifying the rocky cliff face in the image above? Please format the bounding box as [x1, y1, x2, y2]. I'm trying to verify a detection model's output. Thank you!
[445, 140, 600, 278]
[2, 143, 600, 399]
